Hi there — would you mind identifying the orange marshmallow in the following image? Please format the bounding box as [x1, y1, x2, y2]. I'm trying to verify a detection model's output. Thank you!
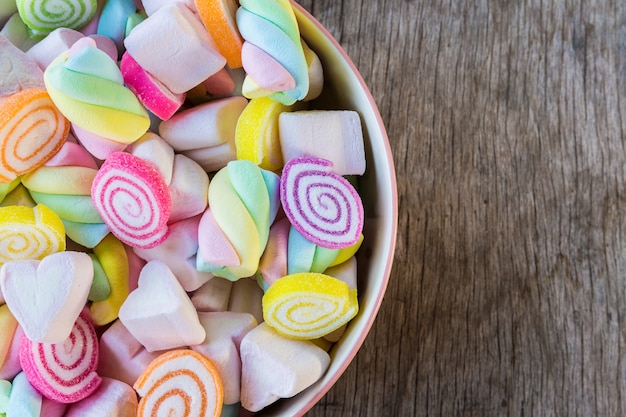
[195, 0, 243, 68]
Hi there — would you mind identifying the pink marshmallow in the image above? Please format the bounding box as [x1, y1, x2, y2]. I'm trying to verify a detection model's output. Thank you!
[159, 96, 247, 151]
[239, 322, 331, 412]
[65, 377, 138, 417]
[72, 123, 128, 161]
[133, 215, 213, 292]
[242, 42, 296, 92]
[123, 3, 226, 94]
[41, 398, 68, 417]
[197, 207, 239, 269]
[118, 260, 206, 352]
[190, 277, 233, 312]
[192, 312, 258, 405]
[279, 110, 366, 176]
[88, 34, 118, 61]
[0, 324, 22, 380]
[97, 319, 160, 386]
[227, 277, 264, 325]
[203, 67, 236, 98]
[120, 51, 185, 120]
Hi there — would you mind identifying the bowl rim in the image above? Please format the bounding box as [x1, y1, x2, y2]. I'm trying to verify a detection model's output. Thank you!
[256, 3, 399, 416]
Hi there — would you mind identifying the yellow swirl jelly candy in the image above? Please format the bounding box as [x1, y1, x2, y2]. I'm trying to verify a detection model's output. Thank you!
[262, 272, 359, 340]
[0, 204, 65, 266]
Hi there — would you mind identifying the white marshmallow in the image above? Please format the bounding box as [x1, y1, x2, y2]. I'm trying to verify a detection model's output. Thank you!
[191, 277, 233, 312]
[64, 377, 138, 417]
[129, 132, 175, 184]
[123, 3, 226, 94]
[279, 110, 366, 175]
[0, 35, 44, 96]
[227, 277, 264, 324]
[159, 96, 248, 151]
[239, 323, 331, 412]
[168, 154, 209, 223]
[118, 260, 206, 352]
[26, 28, 83, 69]
[192, 312, 258, 404]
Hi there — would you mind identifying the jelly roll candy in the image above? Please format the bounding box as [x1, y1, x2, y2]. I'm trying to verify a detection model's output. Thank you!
[134, 349, 223, 417]
[91, 151, 171, 249]
[0, 87, 70, 183]
[239, 322, 330, 412]
[16, 0, 98, 40]
[0, 204, 65, 266]
[262, 272, 358, 340]
[280, 157, 364, 249]
[19, 310, 102, 403]
[44, 38, 150, 147]
[195, 0, 243, 69]
[21, 141, 108, 248]
[236, 0, 308, 104]
[197, 160, 280, 280]
[0, 251, 93, 343]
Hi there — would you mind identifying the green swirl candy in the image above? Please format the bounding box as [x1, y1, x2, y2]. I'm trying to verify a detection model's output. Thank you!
[17, 0, 97, 39]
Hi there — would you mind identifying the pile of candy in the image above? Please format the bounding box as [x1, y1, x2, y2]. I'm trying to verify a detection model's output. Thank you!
[0, 0, 368, 415]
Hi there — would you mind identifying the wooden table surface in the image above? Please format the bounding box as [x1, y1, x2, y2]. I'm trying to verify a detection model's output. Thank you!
[298, 0, 626, 415]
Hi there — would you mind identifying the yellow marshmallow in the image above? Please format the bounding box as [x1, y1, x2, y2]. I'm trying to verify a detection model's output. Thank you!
[262, 272, 358, 340]
[235, 97, 292, 171]
[0, 204, 65, 266]
[90, 234, 130, 326]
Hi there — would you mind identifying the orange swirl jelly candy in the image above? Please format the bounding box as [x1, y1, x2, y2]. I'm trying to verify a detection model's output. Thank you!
[134, 349, 223, 417]
[0, 88, 70, 182]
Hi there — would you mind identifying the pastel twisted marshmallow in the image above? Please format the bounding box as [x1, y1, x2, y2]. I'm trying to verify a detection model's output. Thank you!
[19, 310, 102, 403]
[0, 87, 69, 182]
[236, 0, 308, 104]
[16, 0, 98, 39]
[197, 160, 280, 280]
[0, 204, 65, 267]
[280, 157, 364, 249]
[91, 151, 172, 249]
[21, 141, 108, 248]
[44, 39, 150, 144]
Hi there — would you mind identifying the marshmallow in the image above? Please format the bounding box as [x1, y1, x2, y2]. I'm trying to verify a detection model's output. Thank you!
[168, 154, 210, 223]
[5, 372, 41, 417]
[192, 312, 258, 404]
[0, 251, 93, 343]
[97, 320, 160, 386]
[133, 215, 213, 291]
[118, 260, 206, 352]
[26, 28, 84, 69]
[0, 13, 38, 51]
[96, 0, 137, 54]
[279, 110, 366, 175]
[0, 325, 22, 380]
[239, 322, 331, 412]
[64, 377, 138, 417]
[159, 96, 247, 152]
[128, 132, 175, 183]
[0, 305, 18, 372]
[195, 0, 243, 68]
[257, 217, 290, 290]
[191, 276, 233, 312]
[228, 277, 264, 325]
[123, 3, 226, 94]
[0, 35, 44, 96]
[287, 225, 339, 275]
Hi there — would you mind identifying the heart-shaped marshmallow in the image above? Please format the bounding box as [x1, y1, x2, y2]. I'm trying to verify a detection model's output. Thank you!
[0, 251, 94, 343]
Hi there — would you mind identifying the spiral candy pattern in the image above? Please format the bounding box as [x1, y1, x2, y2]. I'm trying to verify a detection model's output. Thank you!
[0, 88, 69, 183]
[91, 152, 171, 249]
[0, 204, 65, 266]
[19, 310, 102, 403]
[17, 0, 98, 39]
[134, 349, 223, 417]
[262, 272, 359, 340]
[280, 157, 364, 250]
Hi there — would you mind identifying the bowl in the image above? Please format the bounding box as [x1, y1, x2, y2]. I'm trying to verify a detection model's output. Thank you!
[255, 3, 398, 416]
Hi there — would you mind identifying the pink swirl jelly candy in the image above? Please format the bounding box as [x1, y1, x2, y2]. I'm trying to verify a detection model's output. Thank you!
[279, 157, 364, 249]
[19, 310, 102, 404]
[91, 151, 172, 249]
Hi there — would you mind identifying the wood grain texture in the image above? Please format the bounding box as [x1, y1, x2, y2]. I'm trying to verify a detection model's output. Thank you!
[298, 0, 626, 415]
